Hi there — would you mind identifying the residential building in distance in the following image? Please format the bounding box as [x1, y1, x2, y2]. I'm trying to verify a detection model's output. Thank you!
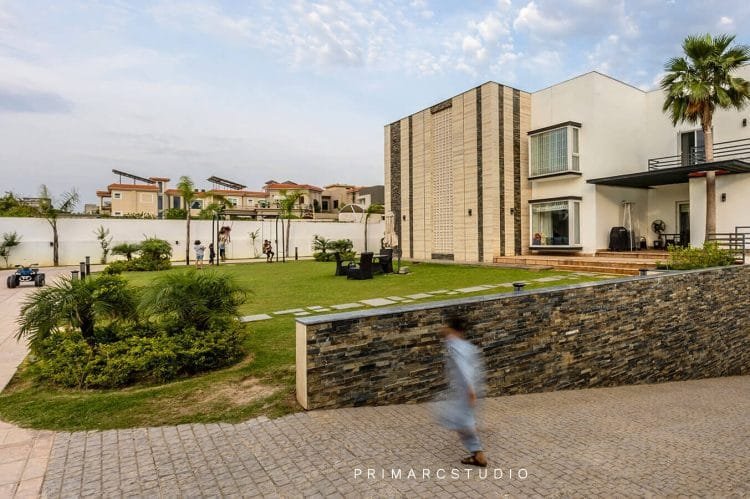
[96, 170, 167, 217]
[385, 66, 750, 262]
[95, 172, 367, 220]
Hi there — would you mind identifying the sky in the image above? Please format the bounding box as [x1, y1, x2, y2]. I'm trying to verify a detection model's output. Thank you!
[1, 0, 749, 206]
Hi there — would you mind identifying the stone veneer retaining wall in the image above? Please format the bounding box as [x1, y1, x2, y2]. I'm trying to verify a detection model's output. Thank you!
[295, 266, 750, 410]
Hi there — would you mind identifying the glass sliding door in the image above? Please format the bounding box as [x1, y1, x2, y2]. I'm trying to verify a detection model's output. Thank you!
[531, 199, 581, 247]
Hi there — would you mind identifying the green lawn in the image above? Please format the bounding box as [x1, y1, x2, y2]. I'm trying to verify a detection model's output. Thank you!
[0, 260, 609, 431]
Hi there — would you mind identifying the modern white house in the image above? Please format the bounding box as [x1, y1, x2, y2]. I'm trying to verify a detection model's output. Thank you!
[385, 65, 750, 261]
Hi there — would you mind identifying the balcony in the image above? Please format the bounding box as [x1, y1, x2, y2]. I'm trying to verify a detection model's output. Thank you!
[648, 137, 750, 170]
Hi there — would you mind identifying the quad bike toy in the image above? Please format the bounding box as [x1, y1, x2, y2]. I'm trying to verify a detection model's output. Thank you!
[6, 264, 45, 288]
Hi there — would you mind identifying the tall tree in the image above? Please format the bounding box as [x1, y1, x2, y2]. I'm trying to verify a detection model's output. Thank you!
[35, 185, 79, 266]
[0, 231, 22, 268]
[176, 176, 198, 265]
[661, 33, 750, 236]
[278, 190, 303, 257]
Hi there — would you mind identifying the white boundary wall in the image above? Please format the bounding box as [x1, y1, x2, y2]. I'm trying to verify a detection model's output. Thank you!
[0, 217, 385, 267]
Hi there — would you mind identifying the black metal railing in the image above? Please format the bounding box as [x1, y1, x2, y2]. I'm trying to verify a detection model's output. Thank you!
[735, 226, 750, 251]
[706, 232, 746, 264]
[648, 137, 750, 170]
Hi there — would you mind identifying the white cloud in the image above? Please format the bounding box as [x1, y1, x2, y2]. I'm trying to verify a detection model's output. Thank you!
[718, 15, 735, 29]
[513, 1, 571, 36]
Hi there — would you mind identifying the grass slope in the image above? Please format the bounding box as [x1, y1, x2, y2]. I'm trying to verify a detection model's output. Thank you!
[0, 260, 606, 430]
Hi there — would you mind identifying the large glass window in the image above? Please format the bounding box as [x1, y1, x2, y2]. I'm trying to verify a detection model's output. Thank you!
[531, 200, 581, 247]
[530, 126, 581, 177]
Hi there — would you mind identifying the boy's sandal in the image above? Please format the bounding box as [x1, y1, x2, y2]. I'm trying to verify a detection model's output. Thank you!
[460, 455, 487, 467]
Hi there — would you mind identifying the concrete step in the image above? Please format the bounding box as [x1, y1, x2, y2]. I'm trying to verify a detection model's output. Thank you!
[595, 250, 669, 259]
[494, 257, 658, 270]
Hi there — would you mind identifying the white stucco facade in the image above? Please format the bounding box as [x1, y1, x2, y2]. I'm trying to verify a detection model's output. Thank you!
[529, 66, 750, 254]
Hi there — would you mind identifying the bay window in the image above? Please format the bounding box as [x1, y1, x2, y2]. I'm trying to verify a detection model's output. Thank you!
[530, 199, 581, 247]
[529, 123, 581, 177]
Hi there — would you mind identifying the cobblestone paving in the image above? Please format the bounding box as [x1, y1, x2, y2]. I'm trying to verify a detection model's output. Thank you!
[43, 376, 749, 497]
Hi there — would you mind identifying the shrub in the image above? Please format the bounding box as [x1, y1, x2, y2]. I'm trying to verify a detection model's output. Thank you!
[657, 242, 736, 270]
[19, 269, 246, 389]
[105, 237, 172, 273]
[314, 237, 355, 262]
[140, 269, 246, 331]
[17, 274, 137, 351]
[164, 208, 187, 220]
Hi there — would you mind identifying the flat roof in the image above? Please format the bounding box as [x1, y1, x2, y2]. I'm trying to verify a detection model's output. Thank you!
[587, 160, 750, 188]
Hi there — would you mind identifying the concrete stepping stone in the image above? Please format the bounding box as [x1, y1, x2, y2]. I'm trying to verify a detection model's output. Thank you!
[446, 291, 459, 295]
[294, 311, 311, 316]
[401, 299, 414, 303]
[428, 290, 450, 294]
[360, 298, 397, 307]
[240, 314, 272, 323]
[315, 308, 331, 312]
[386, 296, 406, 301]
[406, 293, 432, 300]
[273, 308, 306, 315]
[456, 285, 491, 293]
[330, 303, 362, 310]
[534, 276, 562, 282]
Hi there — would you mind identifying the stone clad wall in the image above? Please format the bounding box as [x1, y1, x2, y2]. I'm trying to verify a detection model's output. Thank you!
[296, 266, 750, 410]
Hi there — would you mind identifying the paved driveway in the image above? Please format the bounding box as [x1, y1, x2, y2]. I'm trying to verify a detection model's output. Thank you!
[1, 267, 748, 497]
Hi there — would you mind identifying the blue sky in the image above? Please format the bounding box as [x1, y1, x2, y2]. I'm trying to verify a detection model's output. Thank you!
[1, 0, 749, 205]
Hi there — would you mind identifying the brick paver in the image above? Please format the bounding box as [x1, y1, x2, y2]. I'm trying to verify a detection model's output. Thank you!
[2, 267, 748, 497]
[41, 376, 749, 497]
[0, 268, 69, 498]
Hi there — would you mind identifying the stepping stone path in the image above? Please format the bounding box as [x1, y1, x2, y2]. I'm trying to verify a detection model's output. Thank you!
[406, 293, 432, 299]
[239, 314, 272, 323]
[272, 308, 306, 315]
[330, 303, 362, 310]
[456, 285, 492, 293]
[360, 298, 397, 307]
[242, 272, 619, 322]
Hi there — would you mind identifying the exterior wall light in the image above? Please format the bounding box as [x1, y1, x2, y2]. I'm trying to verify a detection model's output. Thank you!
[468, 208, 472, 216]
[721, 193, 727, 202]
[743, 118, 747, 127]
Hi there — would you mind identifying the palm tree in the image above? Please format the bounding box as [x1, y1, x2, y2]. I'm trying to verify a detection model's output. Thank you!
[111, 242, 141, 261]
[16, 274, 137, 350]
[278, 190, 303, 257]
[661, 33, 750, 236]
[35, 185, 79, 266]
[363, 204, 384, 252]
[176, 176, 198, 265]
[139, 269, 246, 331]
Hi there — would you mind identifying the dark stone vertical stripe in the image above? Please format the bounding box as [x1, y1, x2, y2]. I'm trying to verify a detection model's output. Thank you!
[498, 85, 505, 257]
[390, 121, 402, 246]
[513, 89, 521, 256]
[475, 86, 483, 262]
[408, 116, 414, 258]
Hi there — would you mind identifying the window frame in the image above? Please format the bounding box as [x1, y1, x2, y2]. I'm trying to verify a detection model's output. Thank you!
[529, 124, 582, 178]
[529, 198, 582, 248]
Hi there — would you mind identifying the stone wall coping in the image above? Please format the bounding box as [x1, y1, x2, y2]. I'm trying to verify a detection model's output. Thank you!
[296, 266, 736, 326]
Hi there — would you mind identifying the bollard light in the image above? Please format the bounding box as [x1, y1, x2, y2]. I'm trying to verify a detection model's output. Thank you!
[512, 282, 526, 293]
[85, 256, 91, 276]
[79, 262, 86, 280]
[71, 270, 79, 280]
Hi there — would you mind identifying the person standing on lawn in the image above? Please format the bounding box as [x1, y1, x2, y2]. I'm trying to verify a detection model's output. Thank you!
[208, 243, 216, 265]
[194, 240, 206, 269]
[437, 314, 488, 467]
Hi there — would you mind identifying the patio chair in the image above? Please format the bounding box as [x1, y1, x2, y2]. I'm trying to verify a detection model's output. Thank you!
[378, 248, 394, 274]
[347, 252, 374, 280]
[333, 252, 348, 276]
